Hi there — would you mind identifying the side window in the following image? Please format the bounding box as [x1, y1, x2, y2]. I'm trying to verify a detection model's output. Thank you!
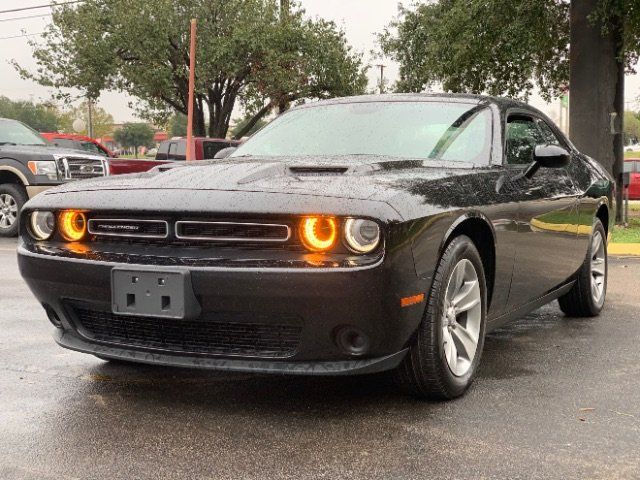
[536, 119, 562, 146]
[167, 142, 178, 160]
[505, 115, 544, 165]
[202, 142, 231, 159]
[175, 141, 187, 161]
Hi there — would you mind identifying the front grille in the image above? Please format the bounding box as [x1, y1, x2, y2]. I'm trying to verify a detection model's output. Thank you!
[61, 158, 106, 179]
[176, 221, 290, 242]
[71, 306, 302, 358]
[88, 219, 168, 238]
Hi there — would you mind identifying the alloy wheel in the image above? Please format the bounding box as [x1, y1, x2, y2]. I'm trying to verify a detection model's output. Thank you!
[442, 259, 482, 377]
[0, 193, 18, 229]
[590, 230, 606, 306]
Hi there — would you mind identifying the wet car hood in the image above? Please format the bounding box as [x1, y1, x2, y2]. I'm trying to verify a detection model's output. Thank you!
[42, 155, 486, 203]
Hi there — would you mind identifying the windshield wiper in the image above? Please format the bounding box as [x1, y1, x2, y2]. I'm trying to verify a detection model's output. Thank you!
[0, 142, 17, 146]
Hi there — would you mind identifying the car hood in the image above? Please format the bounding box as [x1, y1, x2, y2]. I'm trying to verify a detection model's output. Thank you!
[0, 143, 103, 160]
[43, 155, 487, 203]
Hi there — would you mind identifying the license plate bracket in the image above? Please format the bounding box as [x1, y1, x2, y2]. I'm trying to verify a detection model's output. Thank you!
[111, 268, 200, 320]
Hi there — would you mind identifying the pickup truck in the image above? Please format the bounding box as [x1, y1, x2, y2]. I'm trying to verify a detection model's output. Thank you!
[156, 137, 241, 161]
[0, 118, 109, 237]
[41, 132, 118, 158]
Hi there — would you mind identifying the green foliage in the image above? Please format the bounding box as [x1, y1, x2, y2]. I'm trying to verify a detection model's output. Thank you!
[0, 96, 60, 132]
[379, 0, 570, 100]
[114, 123, 155, 155]
[18, 0, 367, 139]
[58, 101, 114, 138]
[168, 113, 188, 137]
[624, 111, 640, 143]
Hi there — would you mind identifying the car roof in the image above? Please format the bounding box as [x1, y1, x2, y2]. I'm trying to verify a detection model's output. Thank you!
[295, 93, 535, 112]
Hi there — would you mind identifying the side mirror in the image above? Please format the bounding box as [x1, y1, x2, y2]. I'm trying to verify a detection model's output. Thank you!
[533, 144, 571, 168]
[524, 144, 571, 178]
[214, 147, 237, 159]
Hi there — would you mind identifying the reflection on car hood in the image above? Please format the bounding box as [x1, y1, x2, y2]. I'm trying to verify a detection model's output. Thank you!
[42, 155, 488, 203]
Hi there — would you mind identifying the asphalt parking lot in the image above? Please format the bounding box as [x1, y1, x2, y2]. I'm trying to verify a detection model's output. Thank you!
[1, 238, 639, 479]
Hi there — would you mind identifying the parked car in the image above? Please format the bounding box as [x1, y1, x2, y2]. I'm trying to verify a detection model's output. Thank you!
[41, 132, 117, 158]
[0, 118, 107, 237]
[17, 94, 614, 400]
[155, 137, 241, 161]
[625, 159, 640, 200]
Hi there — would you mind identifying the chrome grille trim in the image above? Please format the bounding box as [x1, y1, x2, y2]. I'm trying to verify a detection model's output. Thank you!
[88, 219, 169, 239]
[175, 221, 291, 243]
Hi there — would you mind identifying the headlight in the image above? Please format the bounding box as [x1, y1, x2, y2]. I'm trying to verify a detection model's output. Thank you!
[344, 218, 380, 254]
[58, 210, 87, 241]
[29, 211, 56, 240]
[27, 161, 59, 181]
[300, 216, 338, 252]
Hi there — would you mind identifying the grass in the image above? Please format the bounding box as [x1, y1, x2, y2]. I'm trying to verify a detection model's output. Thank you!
[624, 151, 640, 159]
[611, 217, 640, 243]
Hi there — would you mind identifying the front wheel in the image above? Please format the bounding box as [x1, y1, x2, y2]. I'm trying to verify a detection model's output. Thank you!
[0, 183, 26, 237]
[394, 235, 487, 400]
[558, 219, 607, 317]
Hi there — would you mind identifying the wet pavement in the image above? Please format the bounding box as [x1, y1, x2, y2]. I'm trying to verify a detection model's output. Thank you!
[1, 237, 639, 479]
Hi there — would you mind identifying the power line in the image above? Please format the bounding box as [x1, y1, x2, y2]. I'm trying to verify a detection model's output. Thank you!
[0, 1, 83, 15]
[0, 32, 44, 41]
[0, 13, 52, 23]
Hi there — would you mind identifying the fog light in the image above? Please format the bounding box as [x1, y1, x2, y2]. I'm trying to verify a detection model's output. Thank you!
[43, 304, 62, 328]
[335, 326, 370, 356]
[59, 210, 87, 241]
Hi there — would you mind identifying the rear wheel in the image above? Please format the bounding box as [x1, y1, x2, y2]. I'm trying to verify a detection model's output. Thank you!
[0, 183, 26, 237]
[394, 235, 487, 400]
[558, 219, 607, 317]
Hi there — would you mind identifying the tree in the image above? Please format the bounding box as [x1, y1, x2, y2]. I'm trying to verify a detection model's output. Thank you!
[0, 96, 60, 132]
[17, 0, 367, 139]
[624, 111, 640, 144]
[378, 1, 571, 101]
[58, 101, 114, 138]
[114, 123, 155, 156]
[168, 113, 188, 137]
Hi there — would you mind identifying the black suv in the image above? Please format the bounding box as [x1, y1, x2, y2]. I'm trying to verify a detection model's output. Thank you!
[0, 118, 107, 237]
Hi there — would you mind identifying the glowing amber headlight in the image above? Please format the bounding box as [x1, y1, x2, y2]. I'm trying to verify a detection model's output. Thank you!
[300, 216, 338, 252]
[58, 210, 87, 241]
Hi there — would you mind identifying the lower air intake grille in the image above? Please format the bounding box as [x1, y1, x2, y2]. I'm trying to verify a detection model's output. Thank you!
[71, 307, 302, 358]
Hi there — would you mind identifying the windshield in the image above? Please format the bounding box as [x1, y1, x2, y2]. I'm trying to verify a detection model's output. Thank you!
[0, 119, 48, 146]
[52, 138, 107, 156]
[231, 101, 492, 163]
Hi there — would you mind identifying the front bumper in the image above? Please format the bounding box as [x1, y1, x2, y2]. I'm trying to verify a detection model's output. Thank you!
[18, 244, 428, 375]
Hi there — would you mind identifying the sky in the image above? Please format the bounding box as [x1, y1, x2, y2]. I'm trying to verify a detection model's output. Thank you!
[1, 0, 639, 126]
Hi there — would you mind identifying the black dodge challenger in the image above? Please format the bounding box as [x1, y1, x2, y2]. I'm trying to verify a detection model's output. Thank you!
[17, 94, 614, 400]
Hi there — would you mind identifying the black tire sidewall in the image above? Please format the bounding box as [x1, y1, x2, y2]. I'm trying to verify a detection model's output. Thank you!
[425, 236, 488, 397]
[0, 183, 26, 237]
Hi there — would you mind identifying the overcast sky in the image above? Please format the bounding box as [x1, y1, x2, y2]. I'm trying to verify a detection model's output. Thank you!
[1, 0, 639, 125]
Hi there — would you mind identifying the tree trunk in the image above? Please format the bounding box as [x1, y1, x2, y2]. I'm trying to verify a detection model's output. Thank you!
[134, 145, 138, 157]
[569, 0, 624, 222]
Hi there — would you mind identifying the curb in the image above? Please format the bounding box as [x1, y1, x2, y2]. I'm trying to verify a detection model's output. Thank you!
[609, 243, 640, 256]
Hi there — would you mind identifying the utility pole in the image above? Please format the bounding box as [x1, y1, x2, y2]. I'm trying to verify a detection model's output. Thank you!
[375, 64, 386, 94]
[569, 0, 624, 221]
[186, 18, 197, 161]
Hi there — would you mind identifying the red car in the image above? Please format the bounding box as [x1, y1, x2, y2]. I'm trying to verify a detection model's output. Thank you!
[626, 159, 640, 200]
[41, 132, 169, 175]
[41, 132, 117, 158]
[156, 137, 241, 161]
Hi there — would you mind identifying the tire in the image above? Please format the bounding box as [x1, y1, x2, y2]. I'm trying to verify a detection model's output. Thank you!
[0, 183, 27, 238]
[394, 235, 487, 400]
[558, 219, 607, 317]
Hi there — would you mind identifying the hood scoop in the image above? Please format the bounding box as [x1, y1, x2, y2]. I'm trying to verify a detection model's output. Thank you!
[288, 166, 349, 176]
